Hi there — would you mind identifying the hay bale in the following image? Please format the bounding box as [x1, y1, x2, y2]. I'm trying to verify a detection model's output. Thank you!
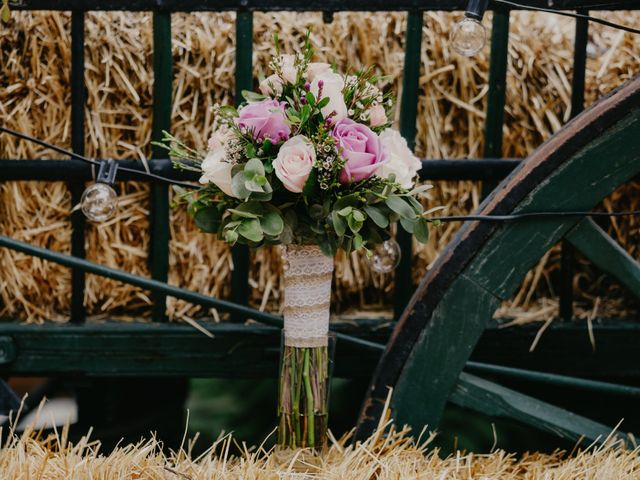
[0, 10, 638, 322]
[0, 414, 637, 479]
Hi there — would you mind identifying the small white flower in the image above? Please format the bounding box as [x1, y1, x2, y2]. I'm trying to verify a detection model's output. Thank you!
[348, 109, 355, 116]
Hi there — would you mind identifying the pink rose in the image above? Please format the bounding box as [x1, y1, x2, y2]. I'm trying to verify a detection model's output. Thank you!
[332, 119, 386, 184]
[368, 104, 388, 127]
[235, 99, 291, 143]
[273, 136, 316, 193]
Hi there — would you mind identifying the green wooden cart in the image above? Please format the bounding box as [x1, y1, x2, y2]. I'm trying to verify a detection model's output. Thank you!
[1, 0, 639, 448]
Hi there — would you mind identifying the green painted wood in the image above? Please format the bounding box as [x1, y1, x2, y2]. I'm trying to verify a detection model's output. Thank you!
[150, 12, 172, 322]
[468, 112, 640, 300]
[70, 10, 87, 324]
[1, 317, 640, 380]
[392, 275, 500, 430]
[395, 10, 423, 320]
[481, 11, 510, 197]
[452, 372, 626, 445]
[358, 76, 640, 440]
[230, 10, 253, 312]
[0, 322, 382, 378]
[559, 12, 589, 321]
[566, 218, 640, 300]
[465, 361, 640, 398]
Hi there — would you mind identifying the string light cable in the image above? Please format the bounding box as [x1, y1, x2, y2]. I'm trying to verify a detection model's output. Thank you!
[1, 125, 639, 224]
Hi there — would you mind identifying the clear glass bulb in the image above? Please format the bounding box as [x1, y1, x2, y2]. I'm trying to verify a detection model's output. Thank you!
[451, 17, 486, 57]
[81, 183, 118, 222]
[369, 239, 402, 274]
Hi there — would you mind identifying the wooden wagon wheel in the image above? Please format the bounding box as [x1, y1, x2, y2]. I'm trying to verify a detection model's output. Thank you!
[356, 75, 640, 444]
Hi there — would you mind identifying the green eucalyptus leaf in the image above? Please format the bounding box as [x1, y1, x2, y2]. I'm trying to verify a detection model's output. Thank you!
[232, 172, 250, 199]
[352, 209, 365, 222]
[363, 205, 389, 228]
[228, 208, 259, 219]
[238, 219, 264, 242]
[338, 206, 353, 217]
[245, 179, 265, 193]
[414, 218, 430, 243]
[405, 195, 423, 214]
[193, 207, 221, 233]
[347, 214, 363, 233]
[260, 210, 284, 236]
[386, 195, 416, 220]
[399, 217, 414, 234]
[332, 211, 347, 237]
[244, 158, 265, 177]
[224, 229, 239, 244]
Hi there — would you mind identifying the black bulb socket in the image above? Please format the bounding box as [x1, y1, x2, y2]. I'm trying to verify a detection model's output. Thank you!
[465, 0, 489, 21]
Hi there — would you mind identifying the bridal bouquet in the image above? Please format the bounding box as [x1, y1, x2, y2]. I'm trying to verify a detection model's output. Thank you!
[160, 34, 436, 451]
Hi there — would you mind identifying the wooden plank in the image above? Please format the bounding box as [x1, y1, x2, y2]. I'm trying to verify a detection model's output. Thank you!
[567, 218, 640, 300]
[390, 275, 500, 432]
[0, 319, 638, 378]
[0, 322, 381, 378]
[474, 319, 640, 378]
[451, 372, 626, 445]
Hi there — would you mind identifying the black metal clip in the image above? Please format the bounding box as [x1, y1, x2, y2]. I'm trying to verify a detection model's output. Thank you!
[96, 159, 118, 186]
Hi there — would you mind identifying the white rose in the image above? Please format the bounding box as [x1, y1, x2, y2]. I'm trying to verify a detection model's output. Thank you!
[306, 62, 331, 81]
[259, 74, 283, 96]
[279, 54, 297, 84]
[377, 128, 422, 189]
[200, 129, 235, 197]
[273, 135, 316, 193]
[310, 71, 348, 122]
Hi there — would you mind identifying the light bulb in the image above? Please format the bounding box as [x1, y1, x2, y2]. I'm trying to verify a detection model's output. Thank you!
[451, 17, 486, 57]
[369, 239, 401, 274]
[81, 183, 118, 222]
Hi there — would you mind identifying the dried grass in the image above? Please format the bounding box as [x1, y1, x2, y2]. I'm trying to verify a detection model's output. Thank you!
[0, 10, 638, 322]
[0, 412, 638, 479]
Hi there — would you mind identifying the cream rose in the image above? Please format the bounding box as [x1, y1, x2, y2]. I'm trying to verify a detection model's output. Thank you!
[259, 74, 283, 96]
[273, 135, 316, 193]
[376, 128, 422, 189]
[307, 62, 331, 81]
[310, 72, 348, 122]
[199, 129, 235, 197]
[368, 103, 388, 127]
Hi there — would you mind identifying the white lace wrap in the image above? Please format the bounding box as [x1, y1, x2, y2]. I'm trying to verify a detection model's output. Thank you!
[283, 244, 334, 347]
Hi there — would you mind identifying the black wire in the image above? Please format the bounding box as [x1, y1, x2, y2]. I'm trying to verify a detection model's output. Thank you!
[2, 125, 639, 223]
[437, 211, 640, 222]
[493, 0, 640, 35]
[0, 125, 198, 190]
